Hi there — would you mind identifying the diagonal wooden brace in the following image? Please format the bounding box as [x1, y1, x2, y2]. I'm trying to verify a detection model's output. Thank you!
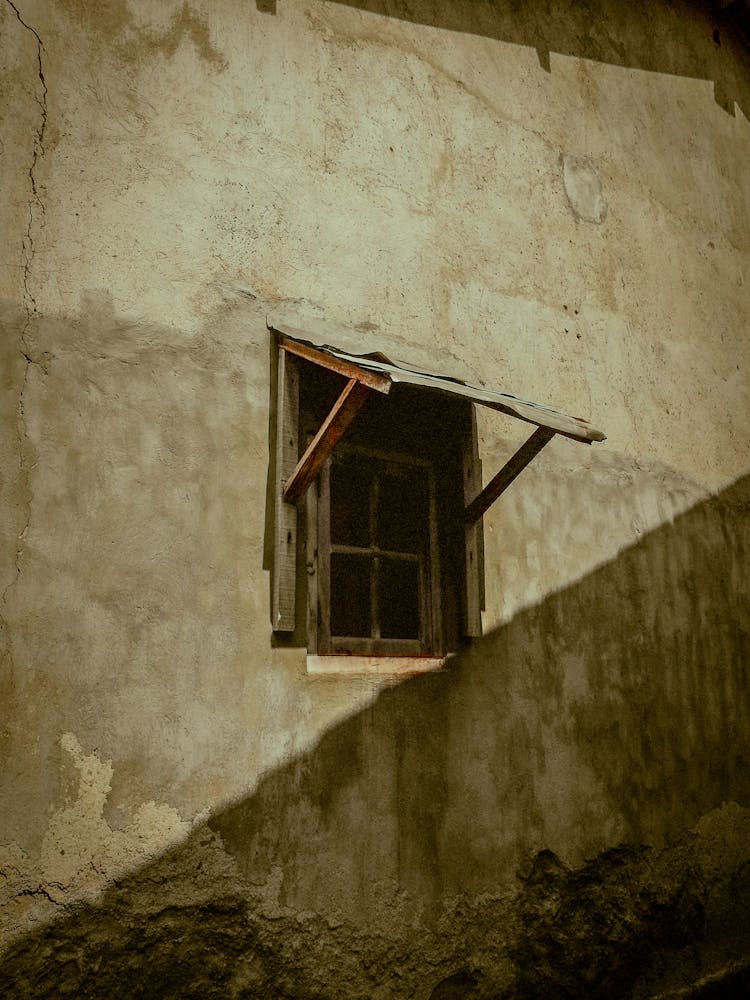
[283, 378, 372, 503]
[464, 426, 556, 525]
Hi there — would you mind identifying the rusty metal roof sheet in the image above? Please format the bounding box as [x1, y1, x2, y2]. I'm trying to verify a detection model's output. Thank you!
[272, 324, 606, 444]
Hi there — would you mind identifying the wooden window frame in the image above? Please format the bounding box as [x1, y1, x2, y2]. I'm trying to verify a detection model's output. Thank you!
[307, 444, 442, 658]
[272, 343, 485, 651]
[274, 335, 593, 655]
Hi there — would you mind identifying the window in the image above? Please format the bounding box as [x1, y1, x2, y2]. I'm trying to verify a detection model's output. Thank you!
[321, 447, 437, 654]
[269, 325, 605, 664]
[300, 361, 478, 658]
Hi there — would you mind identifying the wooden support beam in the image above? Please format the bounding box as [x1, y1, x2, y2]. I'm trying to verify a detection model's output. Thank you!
[465, 426, 556, 525]
[276, 331, 392, 395]
[284, 378, 371, 503]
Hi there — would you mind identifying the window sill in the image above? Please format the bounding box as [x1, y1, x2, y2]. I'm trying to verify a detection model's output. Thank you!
[306, 654, 448, 677]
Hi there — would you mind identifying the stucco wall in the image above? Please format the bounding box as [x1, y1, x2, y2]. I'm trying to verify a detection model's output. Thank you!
[1, 0, 749, 994]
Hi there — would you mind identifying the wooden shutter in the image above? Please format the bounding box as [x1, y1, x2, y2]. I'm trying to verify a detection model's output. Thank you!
[272, 347, 299, 631]
[462, 403, 485, 637]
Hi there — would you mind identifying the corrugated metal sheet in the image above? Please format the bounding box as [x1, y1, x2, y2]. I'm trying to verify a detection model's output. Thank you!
[272, 324, 606, 444]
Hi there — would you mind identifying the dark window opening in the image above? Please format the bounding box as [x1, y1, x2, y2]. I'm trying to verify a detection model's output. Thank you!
[324, 447, 433, 651]
[299, 363, 476, 657]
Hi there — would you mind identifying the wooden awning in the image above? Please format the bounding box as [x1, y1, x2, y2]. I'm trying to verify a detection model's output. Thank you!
[273, 323, 605, 444]
[272, 323, 605, 524]
[270, 324, 605, 633]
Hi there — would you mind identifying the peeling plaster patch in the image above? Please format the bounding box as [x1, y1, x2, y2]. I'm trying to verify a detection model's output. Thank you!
[0, 734, 193, 947]
[562, 154, 607, 224]
[39, 734, 191, 894]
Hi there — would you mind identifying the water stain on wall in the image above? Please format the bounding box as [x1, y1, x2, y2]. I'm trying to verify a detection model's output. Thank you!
[53, 0, 227, 71]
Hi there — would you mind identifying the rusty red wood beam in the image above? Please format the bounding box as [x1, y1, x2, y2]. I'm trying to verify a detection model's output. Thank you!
[464, 426, 556, 525]
[284, 378, 372, 503]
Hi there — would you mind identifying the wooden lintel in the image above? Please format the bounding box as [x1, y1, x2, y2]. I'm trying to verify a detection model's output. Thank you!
[276, 331, 391, 395]
[465, 426, 556, 525]
[284, 378, 371, 503]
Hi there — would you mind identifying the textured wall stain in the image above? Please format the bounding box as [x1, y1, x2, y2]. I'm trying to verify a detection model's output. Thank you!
[52, 0, 227, 71]
[119, 2, 228, 71]
[562, 154, 608, 223]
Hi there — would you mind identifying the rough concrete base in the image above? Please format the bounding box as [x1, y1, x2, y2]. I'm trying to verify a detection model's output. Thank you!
[1, 803, 749, 999]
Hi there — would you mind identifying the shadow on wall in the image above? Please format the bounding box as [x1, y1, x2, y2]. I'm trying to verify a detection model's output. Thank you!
[261, 0, 750, 117]
[1, 474, 749, 998]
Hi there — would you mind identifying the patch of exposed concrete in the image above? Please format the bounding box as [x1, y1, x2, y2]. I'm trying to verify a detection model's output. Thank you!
[562, 154, 608, 223]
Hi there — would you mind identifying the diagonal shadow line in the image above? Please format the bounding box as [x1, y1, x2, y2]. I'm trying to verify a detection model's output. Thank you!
[1, 471, 749, 997]
[279, 0, 750, 117]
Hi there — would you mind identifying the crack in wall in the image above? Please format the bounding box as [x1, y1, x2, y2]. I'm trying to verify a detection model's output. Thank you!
[13, 886, 64, 907]
[6, 0, 48, 333]
[1, 1, 48, 634]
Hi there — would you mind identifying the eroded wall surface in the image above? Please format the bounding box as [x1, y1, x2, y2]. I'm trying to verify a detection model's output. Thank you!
[1, 0, 749, 995]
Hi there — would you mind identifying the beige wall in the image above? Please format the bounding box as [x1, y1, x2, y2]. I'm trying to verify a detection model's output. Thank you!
[1, 0, 749, 989]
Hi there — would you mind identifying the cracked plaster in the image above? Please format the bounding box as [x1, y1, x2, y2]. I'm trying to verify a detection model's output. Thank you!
[5, 1, 48, 322]
[0, 732, 192, 950]
[1, 1, 48, 649]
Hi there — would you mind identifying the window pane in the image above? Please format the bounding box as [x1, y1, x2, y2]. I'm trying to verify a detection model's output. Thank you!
[377, 467, 426, 554]
[330, 553, 372, 637]
[379, 558, 420, 639]
[330, 457, 372, 548]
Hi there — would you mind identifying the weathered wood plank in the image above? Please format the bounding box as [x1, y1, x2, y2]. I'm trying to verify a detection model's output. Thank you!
[465, 426, 556, 526]
[283, 378, 371, 504]
[272, 349, 299, 631]
[305, 467, 318, 655]
[275, 329, 392, 395]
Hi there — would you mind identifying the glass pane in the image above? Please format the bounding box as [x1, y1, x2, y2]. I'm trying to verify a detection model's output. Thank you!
[330, 553, 372, 637]
[377, 466, 426, 554]
[379, 558, 420, 639]
[330, 457, 372, 548]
